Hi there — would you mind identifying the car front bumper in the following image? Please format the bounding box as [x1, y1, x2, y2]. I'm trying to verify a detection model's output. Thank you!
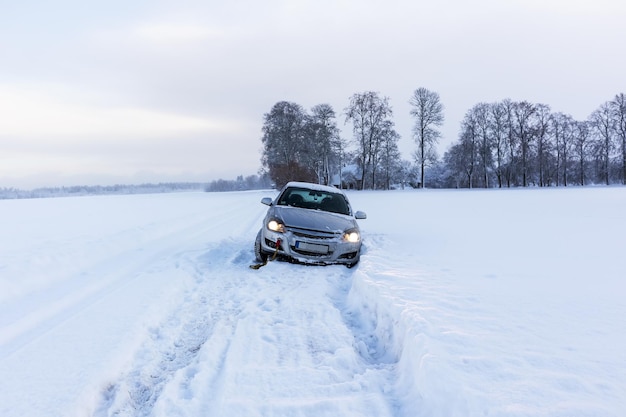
[261, 229, 360, 265]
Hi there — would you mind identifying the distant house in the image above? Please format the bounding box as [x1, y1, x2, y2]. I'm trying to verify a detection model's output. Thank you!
[331, 164, 361, 190]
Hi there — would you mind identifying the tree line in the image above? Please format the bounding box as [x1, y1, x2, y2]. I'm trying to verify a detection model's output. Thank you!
[261, 89, 444, 189]
[443, 95, 626, 188]
[260, 91, 626, 189]
[0, 182, 207, 199]
[205, 174, 272, 192]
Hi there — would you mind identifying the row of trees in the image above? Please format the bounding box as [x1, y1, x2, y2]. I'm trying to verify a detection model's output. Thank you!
[0, 182, 207, 199]
[261, 89, 444, 189]
[205, 174, 271, 192]
[444, 94, 626, 188]
[260, 90, 625, 190]
[344, 92, 400, 189]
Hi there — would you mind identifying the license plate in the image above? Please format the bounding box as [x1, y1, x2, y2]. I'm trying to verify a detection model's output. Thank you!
[295, 241, 329, 254]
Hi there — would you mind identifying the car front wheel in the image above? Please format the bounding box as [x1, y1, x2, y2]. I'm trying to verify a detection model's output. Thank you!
[346, 253, 360, 268]
[254, 230, 269, 262]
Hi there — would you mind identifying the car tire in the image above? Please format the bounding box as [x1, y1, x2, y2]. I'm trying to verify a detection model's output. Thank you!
[254, 230, 268, 262]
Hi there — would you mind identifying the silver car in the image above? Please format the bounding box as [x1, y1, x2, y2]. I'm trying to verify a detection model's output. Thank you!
[254, 181, 367, 267]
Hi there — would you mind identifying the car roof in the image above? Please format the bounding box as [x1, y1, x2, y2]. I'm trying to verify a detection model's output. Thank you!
[283, 181, 346, 196]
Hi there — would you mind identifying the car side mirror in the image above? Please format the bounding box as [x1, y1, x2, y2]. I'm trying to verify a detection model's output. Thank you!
[261, 197, 273, 206]
[355, 211, 367, 219]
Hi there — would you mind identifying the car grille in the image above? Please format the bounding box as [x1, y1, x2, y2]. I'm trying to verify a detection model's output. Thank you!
[289, 227, 336, 240]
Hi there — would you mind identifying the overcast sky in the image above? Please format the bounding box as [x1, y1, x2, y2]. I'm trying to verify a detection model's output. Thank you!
[1, 0, 625, 188]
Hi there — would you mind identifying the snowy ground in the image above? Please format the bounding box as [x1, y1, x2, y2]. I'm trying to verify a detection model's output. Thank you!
[1, 187, 624, 417]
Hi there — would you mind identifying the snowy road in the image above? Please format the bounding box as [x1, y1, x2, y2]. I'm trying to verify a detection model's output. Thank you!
[1, 192, 402, 417]
[1, 188, 625, 417]
[91, 244, 399, 417]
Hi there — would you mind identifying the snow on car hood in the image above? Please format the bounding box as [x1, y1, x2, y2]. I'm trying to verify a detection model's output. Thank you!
[273, 206, 356, 233]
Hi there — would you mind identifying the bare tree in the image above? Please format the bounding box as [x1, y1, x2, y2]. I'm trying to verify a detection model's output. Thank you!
[261, 101, 313, 187]
[443, 143, 469, 188]
[458, 108, 480, 188]
[534, 104, 552, 187]
[490, 101, 508, 188]
[559, 114, 576, 186]
[502, 99, 517, 187]
[379, 120, 401, 189]
[573, 120, 591, 185]
[610, 93, 626, 184]
[308, 104, 342, 185]
[462, 103, 493, 188]
[473, 103, 494, 188]
[409, 87, 444, 188]
[345, 91, 393, 190]
[589, 102, 614, 185]
[511, 101, 536, 187]
[551, 112, 566, 186]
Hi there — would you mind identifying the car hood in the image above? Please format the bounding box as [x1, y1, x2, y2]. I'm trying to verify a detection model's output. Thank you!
[272, 206, 356, 233]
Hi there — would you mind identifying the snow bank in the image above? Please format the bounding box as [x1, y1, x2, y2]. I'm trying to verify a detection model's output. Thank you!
[344, 187, 626, 417]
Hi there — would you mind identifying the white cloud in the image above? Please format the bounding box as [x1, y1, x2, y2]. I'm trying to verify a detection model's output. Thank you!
[0, 84, 234, 139]
[0, 83, 255, 188]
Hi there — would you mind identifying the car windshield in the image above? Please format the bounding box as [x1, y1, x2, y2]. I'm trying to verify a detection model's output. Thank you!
[277, 187, 350, 215]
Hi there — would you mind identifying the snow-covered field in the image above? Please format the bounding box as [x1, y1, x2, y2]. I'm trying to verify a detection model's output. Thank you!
[1, 187, 624, 417]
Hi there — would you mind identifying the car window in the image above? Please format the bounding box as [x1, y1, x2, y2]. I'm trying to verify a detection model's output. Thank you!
[277, 187, 350, 215]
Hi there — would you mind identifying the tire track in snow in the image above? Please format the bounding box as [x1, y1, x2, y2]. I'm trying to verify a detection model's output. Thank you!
[2, 199, 264, 360]
[91, 242, 252, 417]
[92, 237, 403, 417]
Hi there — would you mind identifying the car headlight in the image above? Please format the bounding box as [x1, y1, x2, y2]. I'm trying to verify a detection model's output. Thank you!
[267, 219, 285, 233]
[343, 228, 360, 243]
